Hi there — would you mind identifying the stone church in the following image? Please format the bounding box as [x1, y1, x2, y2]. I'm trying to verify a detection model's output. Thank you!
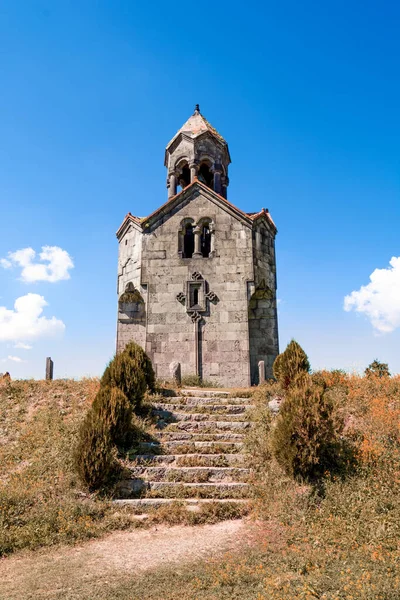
[116, 106, 279, 387]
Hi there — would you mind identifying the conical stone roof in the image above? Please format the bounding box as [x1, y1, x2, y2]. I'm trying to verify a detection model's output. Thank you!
[167, 105, 226, 148]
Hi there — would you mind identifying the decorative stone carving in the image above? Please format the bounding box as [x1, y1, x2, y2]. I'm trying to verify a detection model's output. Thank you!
[191, 271, 202, 280]
[189, 311, 202, 323]
[205, 290, 218, 302]
[176, 292, 186, 303]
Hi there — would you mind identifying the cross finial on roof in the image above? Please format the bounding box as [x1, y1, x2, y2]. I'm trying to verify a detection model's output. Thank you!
[194, 104, 200, 115]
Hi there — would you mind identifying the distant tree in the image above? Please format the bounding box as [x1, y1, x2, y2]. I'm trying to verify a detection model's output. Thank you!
[365, 359, 390, 379]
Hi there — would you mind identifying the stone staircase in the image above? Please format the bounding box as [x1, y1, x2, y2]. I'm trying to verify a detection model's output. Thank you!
[114, 389, 253, 510]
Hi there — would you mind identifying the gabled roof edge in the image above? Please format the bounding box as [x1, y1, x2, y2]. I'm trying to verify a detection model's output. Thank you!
[141, 179, 255, 229]
[116, 213, 143, 240]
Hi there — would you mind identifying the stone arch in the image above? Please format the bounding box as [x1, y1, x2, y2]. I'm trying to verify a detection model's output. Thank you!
[117, 283, 147, 352]
[175, 158, 191, 191]
[178, 218, 195, 258]
[118, 283, 145, 322]
[197, 159, 213, 189]
[196, 217, 214, 258]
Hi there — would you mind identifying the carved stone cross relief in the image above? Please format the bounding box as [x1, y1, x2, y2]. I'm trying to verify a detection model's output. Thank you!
[176, 272, 218, 322]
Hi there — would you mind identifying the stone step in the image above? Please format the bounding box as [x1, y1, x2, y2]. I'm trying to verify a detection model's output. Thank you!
[138, 440, 244, 454]
[157, 420, 250, 432]
[153, 404, 253, 414]
[154, 410, 250, 422]
[180, 389, 231, 397]
[116, 480, 250, 499]
[154, 431, 245, 442]
[155, 396, 252, 406]
[133, 453, 246, 467]
[113, 498, 249, 510]
[126, 466, 251, 483]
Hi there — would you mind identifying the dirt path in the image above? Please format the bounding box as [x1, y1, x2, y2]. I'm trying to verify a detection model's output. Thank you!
[0, 519, 248, 600]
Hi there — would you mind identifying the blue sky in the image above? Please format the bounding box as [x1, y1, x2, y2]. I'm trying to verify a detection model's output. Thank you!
[1, 0, 399, 379]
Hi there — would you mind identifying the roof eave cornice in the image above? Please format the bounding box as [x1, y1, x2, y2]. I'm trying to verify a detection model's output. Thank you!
[116, 213, 143, 240]
[141, 180, 255, 230]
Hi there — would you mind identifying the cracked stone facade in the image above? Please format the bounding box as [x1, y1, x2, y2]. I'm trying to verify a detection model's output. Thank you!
[116, 107, 279, 387]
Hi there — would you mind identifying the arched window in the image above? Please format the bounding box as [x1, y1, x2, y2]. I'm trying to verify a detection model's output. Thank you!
[183, 224, 194, 258]
[201, 224, 211, 257]
[198, 162, 213, 188]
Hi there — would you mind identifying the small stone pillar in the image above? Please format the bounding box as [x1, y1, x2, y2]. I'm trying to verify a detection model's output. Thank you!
[193, 226, 202, 258]
[189, 162, 198, 183]
[213, 167, 222, 195]
[46, 357, 54, 381]
[209, 223, 215, 256]
[258, 360, 265, 385]
[168, 173, 177, 198]
[170, 361, 181, 387]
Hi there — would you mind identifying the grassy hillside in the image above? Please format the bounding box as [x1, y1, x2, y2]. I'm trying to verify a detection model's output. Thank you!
[71, 372, 400, 600]
[0, 378, 139, 555]
[0, 378, 246, 557]
[2, 373, 400, 598]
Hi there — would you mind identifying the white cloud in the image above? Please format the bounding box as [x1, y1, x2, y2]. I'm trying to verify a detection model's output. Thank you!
[0, 293, 65, 342]
[344, 256, 400, 334]
[7, 356, 23, 363]
[0, 258, 12, 269]
[14, 342, 32, 350]
[0, 246, 74, 283]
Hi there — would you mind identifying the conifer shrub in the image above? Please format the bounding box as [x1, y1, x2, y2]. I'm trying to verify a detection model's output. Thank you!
[123, 341, 156, 393]
[92, 385, 132, 447]
[101, 351, 147, 410]
[74, 410, 114, 491]
[270, 378, 345, 481]
[273, 339, 310, 390]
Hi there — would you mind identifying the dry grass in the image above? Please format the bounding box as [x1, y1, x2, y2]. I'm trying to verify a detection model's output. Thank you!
[64, 372, 400, 599]
[0, 378, 139, 556]
[3, 372, 400, 599]
[0, 379, 240, 558]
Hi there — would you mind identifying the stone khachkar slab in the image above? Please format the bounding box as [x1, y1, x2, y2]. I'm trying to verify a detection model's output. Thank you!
[258, 360, 265, 384]
[45, 357, 54, 381]
[170, 361, 182, 386]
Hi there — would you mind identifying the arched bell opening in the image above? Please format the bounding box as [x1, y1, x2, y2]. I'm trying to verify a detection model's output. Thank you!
[198, 162, 213, 189]
[176, 162, 191, 191]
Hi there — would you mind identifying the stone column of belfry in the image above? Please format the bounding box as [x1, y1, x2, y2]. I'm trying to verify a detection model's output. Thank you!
[193, 226, 202, 257]
[189, 162, 198, 183]
[221, 174, 228, 198]
[168, 172, 177, 198]
[213, 165, 223, 195]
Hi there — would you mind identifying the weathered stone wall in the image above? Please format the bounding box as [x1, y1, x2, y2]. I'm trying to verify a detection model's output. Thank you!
[116, 187, 279, 388]
[116, 223, 147, 351]
[140, 188, 254, 388]
[249, 220, 279, 384]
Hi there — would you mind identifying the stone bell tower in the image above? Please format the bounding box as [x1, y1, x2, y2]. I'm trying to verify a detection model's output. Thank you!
[116, 106, 279, 387]
[165, 104, 231, 200]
